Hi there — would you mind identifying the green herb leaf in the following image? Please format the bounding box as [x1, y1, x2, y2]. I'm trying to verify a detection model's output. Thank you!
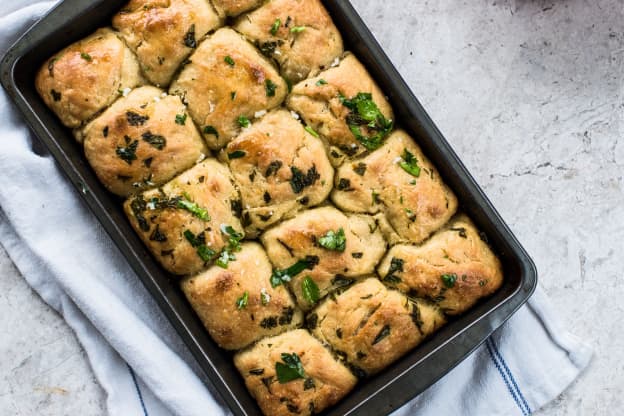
[302, 276, 320, 304]
[238, 115, 250, 128]
[184, 24, 197, 48]
[271, 256, 319, 287]
[216, 250, 236, 268]
[275, 353, 305, 383]
[289, 166, 320, 194]
[318, 228, 346, 252]
[231, 91, 236, 100]
[141, 132, 167, 150]
[177, 195, 210, 221]
[265, 79, 277, 97]
[80, 52, 92, 62]
[315, 79, 328, 86]
[441, 273, 457, 288]
[261, 289, 271, 305]
[304, 126, 319, 138]
[224, 55, 235, 66]
[372, 325, 391, 345]
[116, 140, 139, 164]
[184, 230, 216, 262]
[228, 150, 246, 159]
[197, 245, 217, 262]
[342, 92, 393, 150]
[236, 291, 249, 309]
[175, 113, 187, 125]
[203, 125, 219, 137]
[399, 148, 421, 177]
[290, 26, 305, 33]
[221, 224, 244, 252]
[270, 18, 281, 35]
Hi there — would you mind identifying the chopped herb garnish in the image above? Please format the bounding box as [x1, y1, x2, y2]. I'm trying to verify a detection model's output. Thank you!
[126, 111, 149, 126]
[116, 140, 139, 164]
[351, 252, 363, 259]
[203, 125, 219, 137]
[405, 208, 416, 221]
[275, 353, 305, 383]
[216, 250, 235, 268]
[372, 190, 381, 204]
[265, 79, 277, 97]
[184, 229, 216, 262]
[441, 273, 457, 288]
[214, 225, 244, 269]
[80, 52, 92, 62]
[290, 26, 306, 33]
[224, 55, 235, 66]
[353, 162, 367, 176]
[388, 257, 404, 275]
[372, 325, 391, 345]
[231, 91, 236, 100]
[336, 178, 352, 191]
[236, 291, 249, 309]
[304, 125, 319, 138]
[141, 131, 166, 150]
[302, 276, 320, 304]
[102, 126, 109, 137]
[175, 113, 187, 125]
[184, 24, 197, 48]
[399, 148, 421, 177]
[315, 79, 328, 86]
[318, 228, 346, 252]
[228, 150, 246, 159]
[270, 18, 281, 35]
[303, 378, 315, 390]
[271, 256, 318, 288]
[263, 191, 272, 203]
[177, 194, 210, 220]
[149, 226, 167, 242]
[342, 92, 393, 150]
[450, 227, 468, 238]
[261, 289, 271, 305]
[50, 89, 61, 102]
[258, 40, 280, 57]
[238, 115, 250, 128]
[331, 275, 354, 288]
[290, 166, 320, 194]
[265, 160, 283, 177]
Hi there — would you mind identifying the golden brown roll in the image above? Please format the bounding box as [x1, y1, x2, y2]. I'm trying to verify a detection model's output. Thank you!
[377, 214, 504, 315]
[212, 0, 263, 17]
[35, 28, 144, 130]
[286, 53, 393, 164]
[233, 0, 343, 83]
[260, 206, 386, 310]
[310, 278, 446, 375]
[169, 28, 287, 149]
[332, 129, 458, 244]
[82, 86, 208, 196]
[223, 109, 333, 237]
[181, 242, 302, 350]
[124, 159, 243, 276]
[234, 329, 357, 416]
[113, 0, 222, 87]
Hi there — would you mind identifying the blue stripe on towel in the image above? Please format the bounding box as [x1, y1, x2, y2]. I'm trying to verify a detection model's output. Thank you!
[485, 338, 529, 415]
[489, 337, 532, 414]
[127, 364, 149, 416]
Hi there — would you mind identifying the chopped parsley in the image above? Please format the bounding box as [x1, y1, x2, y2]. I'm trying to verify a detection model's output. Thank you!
[50, 89, 62, 102]
[261, 289, 271, 305]
[399, 148, 421, 177]
[126, 111, 149, 126]
[231, 91, 236, 100]
[265, 160, 283, 177]
[214, 225, 244, 269]
[177, 193, 210, 220]
[315, 79, 328, 86]
[224, 55, 235, 66]
[275, 353, 305, 383]
[203, 125, 218, 137]
[372, 325, 391, 345]
[238, 115, 250, 128]
[184, 24, 197, 48]
[228, 150, 246, 159]
[290, 166, 320, 194]
[270, 256, 319, 288]
[318, 228, 346, 252]
[265, 79, 277, 97]
[304, 125, 319, 138]
[341, 92, 393, 150]
[353, 162, 367, 176]
[116, 139, 138, 164]
[290, 26, 306, 33]
[175, 113, 187, 125]
[184, 229, 216, 262]
[141, 131, 166, 150]
[270, 18, 281, 36]
[80, 52, 92, 62]
[236, 291, 249, 309]
[441, 273, 457, 288]
[302, 276, 320, 304]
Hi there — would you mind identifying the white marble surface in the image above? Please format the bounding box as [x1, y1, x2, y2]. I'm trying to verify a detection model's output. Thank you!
[1, 0, 623, 414]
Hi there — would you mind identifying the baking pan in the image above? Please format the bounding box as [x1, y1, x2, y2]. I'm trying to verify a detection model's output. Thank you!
[1, 1, 537, 414]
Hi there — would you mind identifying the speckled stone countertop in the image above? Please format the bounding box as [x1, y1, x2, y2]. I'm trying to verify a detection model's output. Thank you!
[1, 0, 623, 414]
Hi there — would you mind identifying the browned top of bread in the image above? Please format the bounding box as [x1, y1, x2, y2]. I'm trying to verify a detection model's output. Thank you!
[378, 214, 503, 315]
[212, 0, 263, 17]
[286, 53, 393, 162]
[234, 0, 344, 83]
[332, 129, 458, 244]
[35, 28, 144, 129]
[234, 329, 357, 416]
[123, 158, 243, 275]
[181, 242, 302, 350]
[261, 206, 386, 310]
[310, 278, 446, 375]
[113, 0, 222, 87]
[82, 86, 207, 196]
[169, 28, 287, 149]
[224, 109, 334, 237]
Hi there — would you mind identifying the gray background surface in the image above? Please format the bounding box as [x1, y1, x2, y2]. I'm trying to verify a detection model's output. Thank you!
[1, 0, 623, 414]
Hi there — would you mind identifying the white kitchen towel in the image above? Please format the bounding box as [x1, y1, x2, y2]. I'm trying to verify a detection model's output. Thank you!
[0, 2, 592, 416]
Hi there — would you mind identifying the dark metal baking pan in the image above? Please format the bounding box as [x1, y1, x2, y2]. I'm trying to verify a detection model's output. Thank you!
[1, 1, 537, 414]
